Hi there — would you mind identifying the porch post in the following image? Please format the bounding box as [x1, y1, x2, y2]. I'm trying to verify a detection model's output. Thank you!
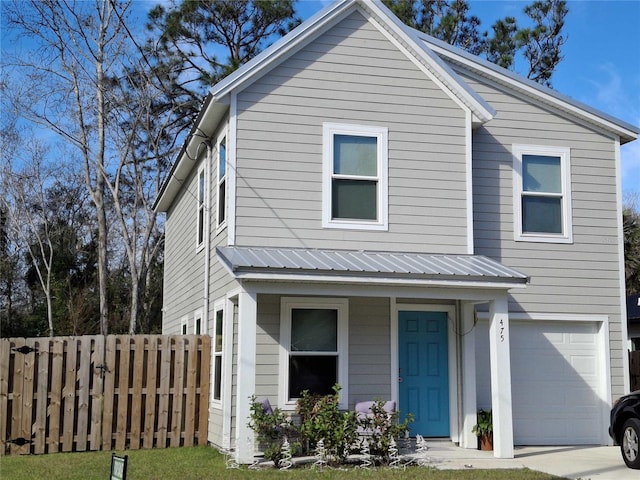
[488, 295, 514, 458]
[235, 288, 257, 464]
[460, 302, 477, 449]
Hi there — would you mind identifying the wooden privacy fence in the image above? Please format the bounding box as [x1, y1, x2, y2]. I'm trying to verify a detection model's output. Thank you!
[0, 335, 210, 456]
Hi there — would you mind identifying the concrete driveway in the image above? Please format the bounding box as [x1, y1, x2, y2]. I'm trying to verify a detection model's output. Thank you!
[419, 442, 637, 479]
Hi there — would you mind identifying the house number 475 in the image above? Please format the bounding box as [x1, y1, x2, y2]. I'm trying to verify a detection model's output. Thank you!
[499, 319, 505, 343]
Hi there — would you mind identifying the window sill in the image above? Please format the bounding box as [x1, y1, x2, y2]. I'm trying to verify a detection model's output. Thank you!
[514, 233, 573, 244]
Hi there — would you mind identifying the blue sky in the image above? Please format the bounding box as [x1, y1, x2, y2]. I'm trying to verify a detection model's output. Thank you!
[293, 0, 640, 199]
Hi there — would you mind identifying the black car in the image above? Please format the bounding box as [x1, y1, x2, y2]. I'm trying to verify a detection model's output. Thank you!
[609, 389, 640, 469]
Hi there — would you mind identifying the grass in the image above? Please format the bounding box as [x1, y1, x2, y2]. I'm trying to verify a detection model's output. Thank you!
[0, 446, 567, 480]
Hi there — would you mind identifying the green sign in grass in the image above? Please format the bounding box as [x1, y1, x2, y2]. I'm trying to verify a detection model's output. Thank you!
[110, 454, 128, 480]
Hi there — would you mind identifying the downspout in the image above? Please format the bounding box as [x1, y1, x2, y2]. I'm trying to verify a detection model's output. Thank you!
[203, 143, 212, 334]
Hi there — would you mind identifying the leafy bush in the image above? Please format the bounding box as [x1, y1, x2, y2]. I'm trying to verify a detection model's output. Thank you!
[297, 385, 358, 462]
[357, 399, 413, 464]
[248, 396, 299, 466]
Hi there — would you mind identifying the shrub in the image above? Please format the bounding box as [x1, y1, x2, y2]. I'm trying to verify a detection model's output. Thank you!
[297, 385, 358, 463]
[357, 400, 413, 464]
[248, 396, 300, 466]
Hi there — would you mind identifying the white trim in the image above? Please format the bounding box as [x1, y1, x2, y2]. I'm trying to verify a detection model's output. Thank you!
[180, 315, 189, 335]
[615, 137, 631, 393]
[221, 291, 239, 450]
[279, 297, 349, 410]
[233, 272, 526, 290]
[390, 297, 399, 406]
[235, 289, 257, 464]
[193, 308, 203, 335]
[512, 144, 573, 244]
[422, 37, 638, 143]
[476, 311, 608, 323]
[227, 92, 237, 245]
[364, 11, 494, 124]
[210, 299, 226, 409]
[215, 128, 228, 232]
[196, 161, 207, 252]
[322, 123, 388, 231]
[395, 304, 458, 440]
[465, 109, 474, 254]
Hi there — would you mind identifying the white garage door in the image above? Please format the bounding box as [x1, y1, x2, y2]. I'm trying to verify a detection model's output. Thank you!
[476, 321, 605, 445]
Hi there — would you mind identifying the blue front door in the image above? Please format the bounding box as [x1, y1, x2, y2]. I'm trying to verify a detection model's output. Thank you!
[399, 310, 450, 437]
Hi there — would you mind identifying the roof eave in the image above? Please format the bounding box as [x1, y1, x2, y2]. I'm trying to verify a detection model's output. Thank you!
[232, 271, 528, 289]
[419, 34, 639, 144]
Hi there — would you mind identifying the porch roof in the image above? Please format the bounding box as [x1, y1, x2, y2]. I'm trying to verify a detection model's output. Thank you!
[216, 246, 529, 288]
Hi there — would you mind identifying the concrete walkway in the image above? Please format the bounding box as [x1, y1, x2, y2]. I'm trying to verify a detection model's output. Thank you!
[417, 441, 637, 480]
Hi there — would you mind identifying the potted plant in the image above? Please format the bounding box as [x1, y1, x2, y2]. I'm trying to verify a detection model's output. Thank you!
[472, 409, 493, 451]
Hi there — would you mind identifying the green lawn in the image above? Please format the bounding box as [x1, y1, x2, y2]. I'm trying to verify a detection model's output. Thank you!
[0, 446, 567, 480]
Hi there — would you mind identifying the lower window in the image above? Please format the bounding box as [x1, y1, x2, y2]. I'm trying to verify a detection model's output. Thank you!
[280, 298, 348, 408]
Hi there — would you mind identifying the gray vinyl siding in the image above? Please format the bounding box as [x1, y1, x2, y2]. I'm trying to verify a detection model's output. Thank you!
[234, 11, 469, 254]
[253, 295, 392, 409]
[348, 297, 392, 405]
[462, 70, 626, 398]
[162, 159, 207, 334]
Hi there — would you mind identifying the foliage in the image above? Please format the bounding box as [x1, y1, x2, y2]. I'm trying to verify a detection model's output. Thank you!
[248, 396, 299, 466]
[249, 385, 414, 466]
[624, 204, 640, 295]
[358, 399, 414, 463]
[472, 409, 493, 437]
[382, 0, 567, 86]
[296, 385, 358, 462]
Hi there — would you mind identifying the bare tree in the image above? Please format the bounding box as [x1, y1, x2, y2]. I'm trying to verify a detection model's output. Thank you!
[2, 0, 136, 334]
[0, 139, 57, 336]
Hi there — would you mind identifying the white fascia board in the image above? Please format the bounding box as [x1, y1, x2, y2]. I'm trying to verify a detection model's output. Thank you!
[232, 272, 526, 290]
[154, 99, 228, 212]
[365, 0, 495, 124]
[209, 0, 356, 101]
[422, 36, 639, 144]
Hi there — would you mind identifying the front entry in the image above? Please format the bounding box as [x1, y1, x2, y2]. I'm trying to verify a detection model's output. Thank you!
[399, 310, 449, 437]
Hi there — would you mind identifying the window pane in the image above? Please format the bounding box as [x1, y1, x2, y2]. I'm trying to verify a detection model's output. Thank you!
[198, 171, 205, 203]
[522, 196, 562, 233]
[195, 318, 201, 335]
[334, 135, 377, 176]
[523, 155, 561, 193]
[219, 139, 226, 179]
[332, 179, 377, 220]
[198, 208, 204, 244]
[291, 308, 337, 352]
[214, 356, 222, 400]
[218, 179, 226, 223]
[215, 310, 223, 353]
[289, 355, 337, 398]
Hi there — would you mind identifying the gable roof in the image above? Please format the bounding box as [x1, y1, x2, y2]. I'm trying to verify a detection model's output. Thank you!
[216, 246, 529, 288]
[418, 33, 639, 144]
[208, 0, 495, 123]
[154, 0, 638, 212]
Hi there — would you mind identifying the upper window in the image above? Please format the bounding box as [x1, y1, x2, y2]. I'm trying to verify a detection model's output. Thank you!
[513, 145, 572, 243]
[217, 136, 227, 228]
[193, 308, 203, 335]
[322, 123, 388, 230]
[280, 298, 348, 409]
[196, 164, 206, 249]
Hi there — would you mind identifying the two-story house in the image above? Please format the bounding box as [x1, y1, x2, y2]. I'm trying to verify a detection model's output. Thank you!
[153, 0, 638, 462]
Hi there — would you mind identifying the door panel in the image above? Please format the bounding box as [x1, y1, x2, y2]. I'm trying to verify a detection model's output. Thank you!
[399, 311, 449, 437]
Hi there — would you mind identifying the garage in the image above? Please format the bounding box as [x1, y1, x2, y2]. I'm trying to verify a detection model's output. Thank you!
[476, 320, 607, 445]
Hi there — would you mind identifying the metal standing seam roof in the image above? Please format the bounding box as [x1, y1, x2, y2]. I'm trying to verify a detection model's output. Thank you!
[216, 246, 529, 285]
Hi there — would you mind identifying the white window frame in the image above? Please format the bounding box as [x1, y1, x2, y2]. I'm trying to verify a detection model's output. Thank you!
[211, 299, 225, 406]
[193, 308, 203, 335]
[512, 144, 572, 243]
[196, 162, 207, 251]
[216, 132, 228, 230]
[181, 315, 189, 335]
[279, 297, 349, 410]
[322, 123, 388, 231]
